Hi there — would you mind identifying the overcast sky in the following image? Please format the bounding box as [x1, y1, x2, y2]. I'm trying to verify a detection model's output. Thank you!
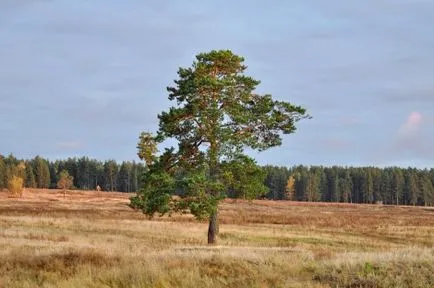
[1, 0, 433, 168]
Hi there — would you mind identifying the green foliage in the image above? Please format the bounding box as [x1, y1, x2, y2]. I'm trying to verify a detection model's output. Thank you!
[339, 170, 353, 203]
[133, 50, 309, 243]
[1, 154, 145, 193]
[1, 152, 433, 207]
[175, 170, 225, 220]
[130, 168, 175, 216]
[25, 162, 36, 188]
[0, 157, 5, 189]
[76, 157, 92, 190]
[264, 166, 292, 200]
[104, 160, 118, 191]
[420, 172, 434, 206]
[51, 157, 144, 192]
[262, 166, 434, 206]
[33, 156, 51, 189]
[221, 155, 268, 199]
[117, 162, 134, 192]
[137, 132, 158, 167]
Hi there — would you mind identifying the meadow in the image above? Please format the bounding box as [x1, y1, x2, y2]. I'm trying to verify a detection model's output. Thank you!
[0, 189, 433, 287]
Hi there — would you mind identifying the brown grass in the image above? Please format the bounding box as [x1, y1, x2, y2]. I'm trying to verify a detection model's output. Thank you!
[0, 188, 433, 287]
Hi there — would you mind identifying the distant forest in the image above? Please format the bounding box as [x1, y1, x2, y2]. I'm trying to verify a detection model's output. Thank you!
[0, 154, 146, 193]
[263, 165, 433, 206]
[1, 154, 433, 206]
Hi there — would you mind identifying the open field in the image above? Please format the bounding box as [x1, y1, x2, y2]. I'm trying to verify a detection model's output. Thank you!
[0, 189, 433, 287]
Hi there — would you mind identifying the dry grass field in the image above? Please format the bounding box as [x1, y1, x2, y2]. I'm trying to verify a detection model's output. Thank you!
[0, 188, 433, 287]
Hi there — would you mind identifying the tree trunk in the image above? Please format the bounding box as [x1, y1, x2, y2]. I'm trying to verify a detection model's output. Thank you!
[208, 211, 218, 245]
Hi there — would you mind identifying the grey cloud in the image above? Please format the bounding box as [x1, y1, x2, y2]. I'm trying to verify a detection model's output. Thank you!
[383, 89, 434, 104]
[1, 0, 434, 168]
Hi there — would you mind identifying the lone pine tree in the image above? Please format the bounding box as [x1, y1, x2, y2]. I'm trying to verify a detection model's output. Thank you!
[132, 50, 309, 244]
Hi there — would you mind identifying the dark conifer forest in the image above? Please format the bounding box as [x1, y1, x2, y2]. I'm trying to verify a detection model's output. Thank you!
[0, 154, 145, 193]
[1, 154, 432, 206]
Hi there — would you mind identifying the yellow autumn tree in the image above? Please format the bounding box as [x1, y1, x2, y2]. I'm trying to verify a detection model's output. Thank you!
[285, 175, 295, 200]
[57, 170, 73, 198]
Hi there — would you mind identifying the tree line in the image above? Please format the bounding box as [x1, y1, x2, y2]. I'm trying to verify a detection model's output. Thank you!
[263, 165, 434, 206]
[0, 154, 145, 193]
[1, 154, 433, 206]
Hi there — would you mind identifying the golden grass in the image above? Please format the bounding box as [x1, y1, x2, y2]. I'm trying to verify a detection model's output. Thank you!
[0, 189, 433, 287]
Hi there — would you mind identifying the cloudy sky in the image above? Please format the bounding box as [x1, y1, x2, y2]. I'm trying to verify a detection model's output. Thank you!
[1, 0, 433, 168]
